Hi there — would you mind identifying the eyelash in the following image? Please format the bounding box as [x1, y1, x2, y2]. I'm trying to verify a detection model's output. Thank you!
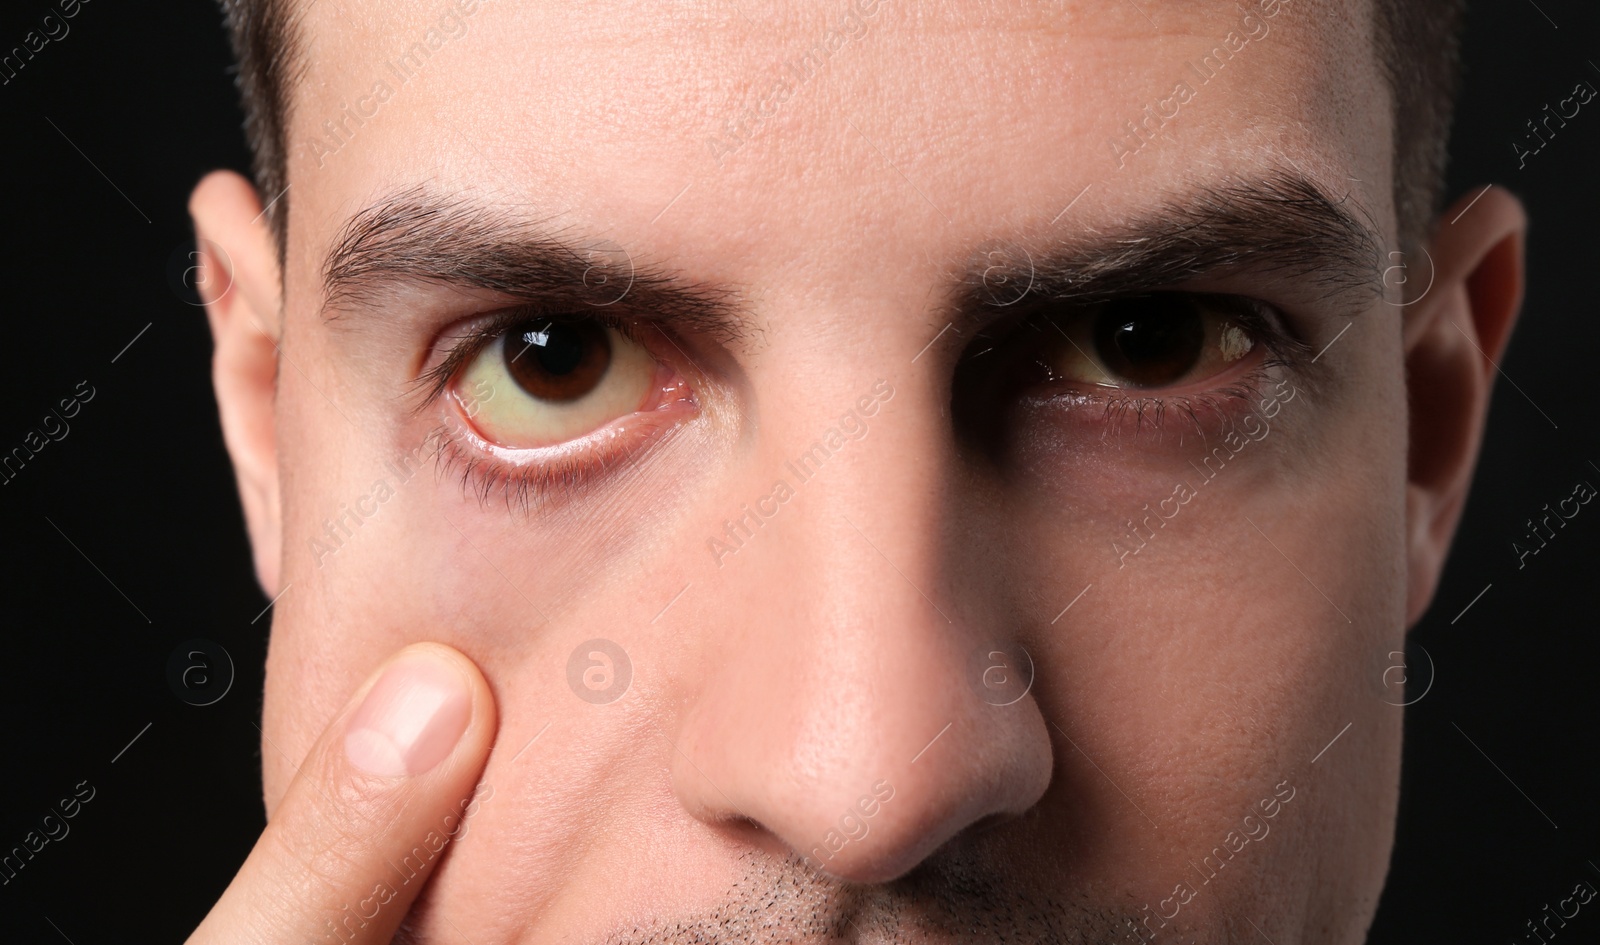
[410, 306, 651, 409]
[996, 293, 1313, 439]
[1085, 363, 1290, 440]
[414, 292, 1309, 509]
[423, 411, 681, 512]
[410, 306, 687, 512]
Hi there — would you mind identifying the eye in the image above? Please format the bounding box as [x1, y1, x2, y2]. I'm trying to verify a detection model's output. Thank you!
[949, 291, 1302, 446]
[453, 316, 661, 448]
[1041, 293, 1264, 389]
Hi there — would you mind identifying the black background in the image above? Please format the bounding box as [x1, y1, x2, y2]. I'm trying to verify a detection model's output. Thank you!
[0, 1, 1595, 942]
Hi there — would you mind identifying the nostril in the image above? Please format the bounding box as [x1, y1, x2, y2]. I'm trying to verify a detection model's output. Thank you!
[712, 813, 799, 864]
[727, 813, 767, 834]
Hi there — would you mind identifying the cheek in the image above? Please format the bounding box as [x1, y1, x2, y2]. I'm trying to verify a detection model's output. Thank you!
[1006, 334, 1408, 916]
[260, 618, 362, 816]
[1014, 330, 1410, 733]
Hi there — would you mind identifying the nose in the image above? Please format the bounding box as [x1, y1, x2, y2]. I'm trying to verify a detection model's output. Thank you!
[670, 376, 1054, 884]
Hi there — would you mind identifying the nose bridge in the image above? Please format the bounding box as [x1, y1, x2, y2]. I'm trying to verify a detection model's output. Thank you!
[754, 366, 968, 766]
[672, 372, 1053, 883]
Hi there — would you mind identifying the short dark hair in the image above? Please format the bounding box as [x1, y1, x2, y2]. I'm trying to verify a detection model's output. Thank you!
[1374, 0, 1468, 255]
[217, 0, 1466, 266]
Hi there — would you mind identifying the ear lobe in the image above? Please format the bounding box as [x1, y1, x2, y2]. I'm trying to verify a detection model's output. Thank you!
[189, 170, 285, 596]
[1401, 186, 1528, 627]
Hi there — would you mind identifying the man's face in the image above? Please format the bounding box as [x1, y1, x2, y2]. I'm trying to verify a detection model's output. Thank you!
[257, 0, 1410, 940]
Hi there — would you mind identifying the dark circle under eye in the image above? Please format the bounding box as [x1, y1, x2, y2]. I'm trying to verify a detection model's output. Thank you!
[503, 318, 612, 402]
[1093, 295, 1205, 387]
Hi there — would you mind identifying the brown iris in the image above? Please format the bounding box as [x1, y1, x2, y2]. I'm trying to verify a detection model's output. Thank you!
[1092, 294, 1206, 387]
[503, 318, 612, 402]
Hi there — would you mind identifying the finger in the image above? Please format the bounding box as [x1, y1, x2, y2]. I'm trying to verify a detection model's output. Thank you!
[187, 642, 498, 945]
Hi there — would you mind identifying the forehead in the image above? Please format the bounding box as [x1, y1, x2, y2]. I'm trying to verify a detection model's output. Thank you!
[283, 0, 1390, 291]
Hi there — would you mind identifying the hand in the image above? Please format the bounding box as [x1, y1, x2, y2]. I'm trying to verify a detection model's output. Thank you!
[187, 643, 498, 944]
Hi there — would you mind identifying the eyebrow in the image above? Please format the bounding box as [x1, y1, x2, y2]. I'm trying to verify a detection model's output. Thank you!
[320, 186, 747, 342]
[321, 172, 1384, 341]
[953, 171, 1386, 321]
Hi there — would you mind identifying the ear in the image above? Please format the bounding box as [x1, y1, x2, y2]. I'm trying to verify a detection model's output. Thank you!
[189, 170, 285, 596]
[1402, 185, 1528, 627]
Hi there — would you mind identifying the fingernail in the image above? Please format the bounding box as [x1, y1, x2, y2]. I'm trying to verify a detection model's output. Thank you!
[344, 651, 471, 777]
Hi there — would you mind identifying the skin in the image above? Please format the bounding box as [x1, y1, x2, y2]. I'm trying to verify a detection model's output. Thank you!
[186, 0, 1527, 942]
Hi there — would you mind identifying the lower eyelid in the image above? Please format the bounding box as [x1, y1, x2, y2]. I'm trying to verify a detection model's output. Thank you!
[1019, 362, 1289, 442]
[431, 371, 698, 511]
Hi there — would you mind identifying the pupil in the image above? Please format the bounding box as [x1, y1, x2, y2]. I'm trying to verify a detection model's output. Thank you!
[1093, 295, 1205, 387]
[503, 318, 612, 403]
[531, 324, 585, 375]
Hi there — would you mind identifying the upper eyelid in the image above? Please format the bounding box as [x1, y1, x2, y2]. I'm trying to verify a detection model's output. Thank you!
[995, 291, 1322, 405]
[416, 291, 1312, 420]
[1003, 291, 1311, 359]
[1030, 275, 1330, 346]
[408, 307, 649, 416]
